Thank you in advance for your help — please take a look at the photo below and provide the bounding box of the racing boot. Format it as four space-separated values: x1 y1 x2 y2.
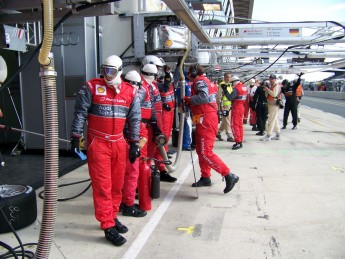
192 177 212 187
122 204 147 217
104 227 127 246
223 173 239 193
114 218 128 233
160 170 177 182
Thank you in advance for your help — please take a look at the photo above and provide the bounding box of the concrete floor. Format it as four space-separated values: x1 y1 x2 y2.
1 105 345 259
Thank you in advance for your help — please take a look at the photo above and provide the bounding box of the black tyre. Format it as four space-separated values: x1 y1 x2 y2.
0 185 37 234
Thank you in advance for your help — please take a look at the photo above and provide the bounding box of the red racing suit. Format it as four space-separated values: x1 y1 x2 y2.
224 82 248 143
244 85 257 126
147 81 162 161
122 77 153 211
71 78 140 230
189 75 230 178
155 81 175 171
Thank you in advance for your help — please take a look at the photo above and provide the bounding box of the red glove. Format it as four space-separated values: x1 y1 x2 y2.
184 96 191 105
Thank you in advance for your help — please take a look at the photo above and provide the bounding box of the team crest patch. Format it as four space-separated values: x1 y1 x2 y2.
96 85 107 95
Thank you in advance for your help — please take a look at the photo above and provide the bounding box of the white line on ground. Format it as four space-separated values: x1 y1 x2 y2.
122 154 198 259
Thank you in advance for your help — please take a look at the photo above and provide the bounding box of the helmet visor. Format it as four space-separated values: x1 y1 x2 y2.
101 65 122 79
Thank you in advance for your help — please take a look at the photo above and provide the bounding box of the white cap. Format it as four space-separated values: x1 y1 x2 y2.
249 78 255 85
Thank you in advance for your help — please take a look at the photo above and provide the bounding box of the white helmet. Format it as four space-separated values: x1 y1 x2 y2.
141 64 157 85
249 78 255 85
141 64 158 76
124 70 142 89
101 55 123 86
231 76 240 83
141 55 165 82
141 55 165 67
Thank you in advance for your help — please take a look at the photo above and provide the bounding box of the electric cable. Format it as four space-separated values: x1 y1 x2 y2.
38 178 91 202
0 197 37 259
246 20 345 82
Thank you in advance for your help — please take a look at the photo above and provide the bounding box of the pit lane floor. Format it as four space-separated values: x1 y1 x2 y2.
1 105 345 259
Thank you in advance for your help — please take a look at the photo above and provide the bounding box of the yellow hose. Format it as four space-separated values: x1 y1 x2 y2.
38 0 54 66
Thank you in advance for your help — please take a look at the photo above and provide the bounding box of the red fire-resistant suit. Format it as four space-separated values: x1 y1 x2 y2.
244 85 257 126
147 82 162 161
224 82 248 143
189 75 230 178
122 78 152 210
71 78 140 230
155 81 175 171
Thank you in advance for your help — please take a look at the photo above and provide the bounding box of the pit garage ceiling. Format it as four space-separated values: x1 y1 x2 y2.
232 0 254 23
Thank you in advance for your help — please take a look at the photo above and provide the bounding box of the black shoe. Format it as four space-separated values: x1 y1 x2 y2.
167 154 173 159
182 147 195 151
104 227 127 246
216 134 223 141
114 218 128 233
227 136 235 142
282 125 286 129
232 142 243 150
292 126 297 130
119 203 124 212
252 126 258 131
223 173 239 193
191 177 211 187
256 131 264 136
298 118 301 123
122 204 147 217
160 170 177 182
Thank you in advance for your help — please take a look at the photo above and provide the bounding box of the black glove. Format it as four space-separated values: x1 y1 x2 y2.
70 136 80 154
163 103 171 111
150 120 162 136
129 142 140 163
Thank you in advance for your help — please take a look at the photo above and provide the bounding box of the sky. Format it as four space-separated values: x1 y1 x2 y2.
251 0 345 81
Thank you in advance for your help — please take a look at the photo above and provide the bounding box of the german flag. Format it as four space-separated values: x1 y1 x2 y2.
289 28 300 36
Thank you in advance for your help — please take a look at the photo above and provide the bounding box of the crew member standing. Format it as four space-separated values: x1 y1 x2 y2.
216 72 234 142
155 64 177 182
222 76 248 150
141 55 176 182
244 79 257 130
184 64 239 193
70 55 141 246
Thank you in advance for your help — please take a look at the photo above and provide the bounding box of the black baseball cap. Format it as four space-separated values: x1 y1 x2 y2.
269 74 276 79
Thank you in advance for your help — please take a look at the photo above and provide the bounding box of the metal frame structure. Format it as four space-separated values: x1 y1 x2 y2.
1 0 344 79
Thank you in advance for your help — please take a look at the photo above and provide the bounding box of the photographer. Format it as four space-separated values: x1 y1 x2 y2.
261 74 281 141
281 73 303 130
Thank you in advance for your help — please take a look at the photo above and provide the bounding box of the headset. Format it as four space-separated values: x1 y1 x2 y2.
189 63 199 78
